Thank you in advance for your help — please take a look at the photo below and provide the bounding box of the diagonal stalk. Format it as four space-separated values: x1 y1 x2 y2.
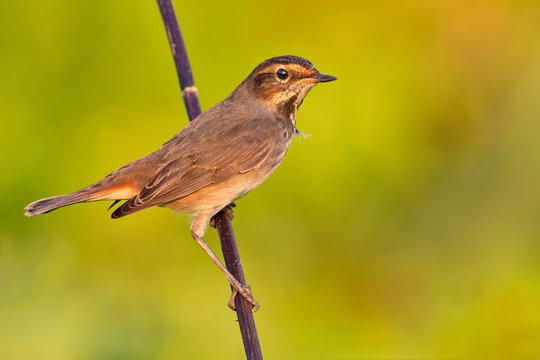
156 1 263 359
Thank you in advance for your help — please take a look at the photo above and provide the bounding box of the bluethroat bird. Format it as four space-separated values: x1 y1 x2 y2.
25 55 337 310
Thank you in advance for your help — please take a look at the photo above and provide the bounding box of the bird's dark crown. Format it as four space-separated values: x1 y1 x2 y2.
251 55 316 74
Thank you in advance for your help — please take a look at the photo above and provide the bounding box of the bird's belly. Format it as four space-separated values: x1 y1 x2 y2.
166 137 290 218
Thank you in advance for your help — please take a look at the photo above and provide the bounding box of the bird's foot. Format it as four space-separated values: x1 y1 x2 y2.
228 283 259 312
222 205 235 220
209 203 236 228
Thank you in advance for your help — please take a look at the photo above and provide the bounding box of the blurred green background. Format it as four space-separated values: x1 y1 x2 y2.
1 0 540 359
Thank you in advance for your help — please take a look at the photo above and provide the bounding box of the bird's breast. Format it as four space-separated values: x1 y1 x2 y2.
264 119 295 169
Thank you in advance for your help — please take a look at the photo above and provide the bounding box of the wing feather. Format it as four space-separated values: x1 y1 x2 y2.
112 110 274 219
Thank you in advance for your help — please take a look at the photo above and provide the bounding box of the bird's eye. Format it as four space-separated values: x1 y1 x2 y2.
276 68 288 80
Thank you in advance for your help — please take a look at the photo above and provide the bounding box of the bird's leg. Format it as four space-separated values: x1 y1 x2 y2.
209 203 236 228
191 232 259 311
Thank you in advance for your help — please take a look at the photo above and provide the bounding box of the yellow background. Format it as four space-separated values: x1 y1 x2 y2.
1 0 540 358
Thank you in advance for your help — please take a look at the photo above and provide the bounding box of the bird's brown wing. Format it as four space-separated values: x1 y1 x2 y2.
111 116 273 219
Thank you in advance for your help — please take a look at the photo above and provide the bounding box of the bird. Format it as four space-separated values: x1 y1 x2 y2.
25 55 337 310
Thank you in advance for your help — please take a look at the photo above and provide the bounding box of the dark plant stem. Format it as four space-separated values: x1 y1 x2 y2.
215 214 263 360
157 0 201 121
157 1 263 359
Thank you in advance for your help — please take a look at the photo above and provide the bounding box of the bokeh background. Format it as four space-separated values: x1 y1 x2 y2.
2 0 540 359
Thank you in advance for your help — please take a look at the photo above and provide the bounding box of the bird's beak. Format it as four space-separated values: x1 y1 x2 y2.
314 72 338 83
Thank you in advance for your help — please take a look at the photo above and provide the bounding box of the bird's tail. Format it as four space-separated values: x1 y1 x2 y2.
24 179 143 217
24 192 92 217
24 168 147 217
24 175 146 217
24 151 161 218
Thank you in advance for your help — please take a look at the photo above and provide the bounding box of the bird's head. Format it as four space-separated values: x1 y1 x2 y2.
235 55 337 119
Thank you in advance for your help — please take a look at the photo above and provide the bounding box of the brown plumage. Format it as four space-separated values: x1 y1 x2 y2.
25 55 336 309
